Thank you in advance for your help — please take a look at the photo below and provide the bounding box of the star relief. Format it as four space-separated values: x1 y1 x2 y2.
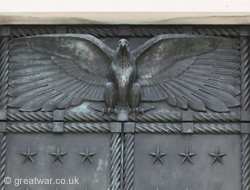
178 147 196 164
20 147 38 163
208 147 226 165
50 146 67 164
79 147 96 164
149 147 167 164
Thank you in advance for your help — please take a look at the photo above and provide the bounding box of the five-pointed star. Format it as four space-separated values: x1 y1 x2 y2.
79 147 96 164
178 147 196 164
208 147 226 165
50 147 67 163
149 147 167 164
20 147 37 163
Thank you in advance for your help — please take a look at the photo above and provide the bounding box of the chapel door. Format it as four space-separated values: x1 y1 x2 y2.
0 25 249 190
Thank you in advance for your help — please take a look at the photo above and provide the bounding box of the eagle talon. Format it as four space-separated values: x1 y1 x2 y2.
101 108 106 116
140 108 144 114
107 107 114 115
135 108 139 115
129 107 142 115
128 108 132 114
102 107 115 115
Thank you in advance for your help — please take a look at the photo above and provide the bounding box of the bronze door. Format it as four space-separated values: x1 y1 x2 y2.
0 25 249 190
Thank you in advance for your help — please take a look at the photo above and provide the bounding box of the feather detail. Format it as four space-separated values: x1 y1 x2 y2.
8 34 112 111
135 35 240 112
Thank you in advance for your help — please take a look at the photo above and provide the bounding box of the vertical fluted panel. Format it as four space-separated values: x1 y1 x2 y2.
0 134 6 190
124 134 134 190
110 134 121 190
0 37 9 110
240 37 250 111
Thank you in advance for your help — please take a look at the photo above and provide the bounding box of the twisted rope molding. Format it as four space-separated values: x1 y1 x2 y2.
135 123 240 134
0 133 6 190
7 112 53 122
6 111 241 122
11 27 56 37
110 134 121 190
240 37 250 190
7 111 115 122
241 134 250 190
193 123 240 134
129 26 183 37
0 37 9 110
124 134 134 190
135 123 182 134
240 37 250 111
9 26 240 38
6 122 110 133
129 112 181 122
7 123 53 133
68 26 183 37
64 112 115 122
5 122 241 134
7 111 181 122
64 123 110 133
193 112 240 122
193 27 239 37
68 27 118 37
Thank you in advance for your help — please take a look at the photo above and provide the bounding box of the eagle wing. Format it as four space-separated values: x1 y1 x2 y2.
133 34 240 112
9 34 114 111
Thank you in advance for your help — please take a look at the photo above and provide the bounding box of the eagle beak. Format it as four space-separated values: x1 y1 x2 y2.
119 39 128 49
120 40 127 48
117 39 130 56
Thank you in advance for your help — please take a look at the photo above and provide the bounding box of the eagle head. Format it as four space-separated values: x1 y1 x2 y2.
114 39 132 67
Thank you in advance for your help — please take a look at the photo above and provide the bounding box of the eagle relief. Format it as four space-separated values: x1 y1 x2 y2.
8 34 240 121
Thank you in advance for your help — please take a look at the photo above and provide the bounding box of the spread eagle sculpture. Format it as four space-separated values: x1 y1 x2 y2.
8 34 240 120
